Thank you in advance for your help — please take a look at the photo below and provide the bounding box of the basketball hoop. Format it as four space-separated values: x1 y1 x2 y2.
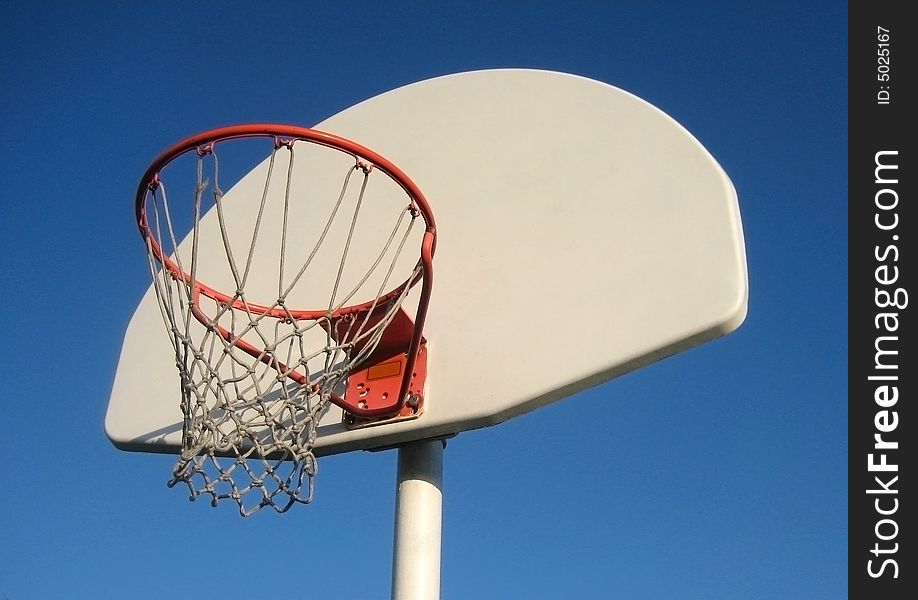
136 124 436 515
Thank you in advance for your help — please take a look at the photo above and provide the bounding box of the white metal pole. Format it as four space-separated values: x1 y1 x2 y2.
391 439 444 600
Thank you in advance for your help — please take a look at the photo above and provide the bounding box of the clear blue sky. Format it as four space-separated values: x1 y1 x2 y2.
1 2 846 598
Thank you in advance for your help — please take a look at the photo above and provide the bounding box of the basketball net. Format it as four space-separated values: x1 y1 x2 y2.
138 129 434 516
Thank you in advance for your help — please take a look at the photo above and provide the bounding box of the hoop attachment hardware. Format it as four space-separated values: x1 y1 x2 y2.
196 142 215 156
343 341 428 428
273 136 296 150
148 174 161 191
321 306 429 424
356 158 374 174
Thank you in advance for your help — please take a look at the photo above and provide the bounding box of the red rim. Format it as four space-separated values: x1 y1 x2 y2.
137 123 436 319
137 124 436 418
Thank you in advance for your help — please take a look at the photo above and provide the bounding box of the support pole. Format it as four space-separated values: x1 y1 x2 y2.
391 439 444 600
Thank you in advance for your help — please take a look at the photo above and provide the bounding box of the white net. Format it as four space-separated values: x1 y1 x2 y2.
141 135 425 516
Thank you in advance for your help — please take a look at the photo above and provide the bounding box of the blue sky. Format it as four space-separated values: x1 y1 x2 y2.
1 2 846 598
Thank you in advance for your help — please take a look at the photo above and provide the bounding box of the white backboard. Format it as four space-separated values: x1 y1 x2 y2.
106 69 747 457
